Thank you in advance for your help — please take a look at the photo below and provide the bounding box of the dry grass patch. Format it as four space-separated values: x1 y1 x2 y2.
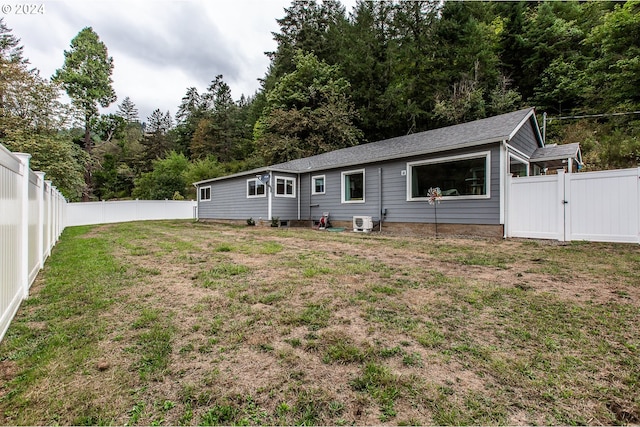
1 220 639 425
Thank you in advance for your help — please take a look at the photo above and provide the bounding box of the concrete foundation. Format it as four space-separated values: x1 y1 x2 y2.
198 218 504 238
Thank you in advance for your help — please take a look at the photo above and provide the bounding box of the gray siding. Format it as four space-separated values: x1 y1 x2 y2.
271 172 299 220
198 175 268 220
301 144 502 225
509 117 541 157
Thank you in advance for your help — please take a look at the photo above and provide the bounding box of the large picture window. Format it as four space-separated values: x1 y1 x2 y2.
247 178 266 198
407 152 490 200
275 176 295 197
342 169 365 203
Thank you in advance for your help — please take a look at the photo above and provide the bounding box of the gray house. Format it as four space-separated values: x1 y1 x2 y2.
194 107 581 237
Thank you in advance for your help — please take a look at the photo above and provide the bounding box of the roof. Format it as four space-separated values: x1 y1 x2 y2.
530 143 581 163
195 107 539 185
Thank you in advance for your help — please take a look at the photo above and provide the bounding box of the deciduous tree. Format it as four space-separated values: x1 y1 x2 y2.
255 51 362 165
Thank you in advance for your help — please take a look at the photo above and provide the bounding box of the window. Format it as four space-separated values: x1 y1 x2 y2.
509 154 529 177
199 186 211 201
312 175 325 195
342 169 365 203
275 176 295 197
407 152 490 201
247 178 265 198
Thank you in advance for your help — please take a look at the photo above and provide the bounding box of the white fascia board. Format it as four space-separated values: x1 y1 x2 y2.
507 108 543 147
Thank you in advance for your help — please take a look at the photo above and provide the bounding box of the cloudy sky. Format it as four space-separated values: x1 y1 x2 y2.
5 0 356 122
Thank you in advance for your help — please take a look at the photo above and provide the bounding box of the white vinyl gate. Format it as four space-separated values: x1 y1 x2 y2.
508 168 640 243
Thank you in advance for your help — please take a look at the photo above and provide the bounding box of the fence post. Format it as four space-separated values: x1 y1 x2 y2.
45 181 53 256
505 173 512 238
556 170 566 242
35 172 46 269
14 153 31 299
637 167 640 245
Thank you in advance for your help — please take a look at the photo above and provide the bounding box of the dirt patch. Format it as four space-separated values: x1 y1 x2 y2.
3 222 639 426
0 360 19 381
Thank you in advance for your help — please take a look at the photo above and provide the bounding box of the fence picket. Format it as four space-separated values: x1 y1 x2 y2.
509 168 640 244
1 143 198 343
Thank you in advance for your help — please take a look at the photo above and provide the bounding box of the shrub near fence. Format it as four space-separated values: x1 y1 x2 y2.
0 144 66 343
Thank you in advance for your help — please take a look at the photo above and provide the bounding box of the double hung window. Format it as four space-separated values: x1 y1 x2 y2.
247 179 266 197
275 176 295 197
199 186 211 201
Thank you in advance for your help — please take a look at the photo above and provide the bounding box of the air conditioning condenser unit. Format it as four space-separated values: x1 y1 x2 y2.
353 216 373 232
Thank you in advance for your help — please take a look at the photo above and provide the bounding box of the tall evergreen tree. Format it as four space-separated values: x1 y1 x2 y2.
142 109 175 164
52 27 116 200
339 0 397 141
265 0 347 91
116 96 139 123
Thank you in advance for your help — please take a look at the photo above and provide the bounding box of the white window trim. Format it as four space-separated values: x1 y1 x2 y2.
508 153 529 177
246 178 266 198
406 151 491 201
274 175 296 198
311 175 326 195
341 168 366 204
199 185 211 202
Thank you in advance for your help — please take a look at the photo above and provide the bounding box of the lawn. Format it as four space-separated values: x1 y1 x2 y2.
0 220 639 425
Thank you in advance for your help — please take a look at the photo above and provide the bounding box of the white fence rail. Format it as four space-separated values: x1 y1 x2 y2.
508 168 640 243
1 143 198 343
66 200 197 227
1 145 66 343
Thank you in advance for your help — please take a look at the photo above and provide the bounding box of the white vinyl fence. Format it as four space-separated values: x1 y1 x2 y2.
1 143 198 343
508 168 640 243
66 199 197 227
1 145 66 343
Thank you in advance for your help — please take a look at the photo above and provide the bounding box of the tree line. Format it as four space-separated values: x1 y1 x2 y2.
1 0 639 201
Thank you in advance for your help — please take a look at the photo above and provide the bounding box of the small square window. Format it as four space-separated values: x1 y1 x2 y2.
199 186 211 201
312 175 325 195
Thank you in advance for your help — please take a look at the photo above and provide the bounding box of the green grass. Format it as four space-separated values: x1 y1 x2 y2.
1 221 639 425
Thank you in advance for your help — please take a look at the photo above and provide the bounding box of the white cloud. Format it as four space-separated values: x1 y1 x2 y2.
4 0 356 121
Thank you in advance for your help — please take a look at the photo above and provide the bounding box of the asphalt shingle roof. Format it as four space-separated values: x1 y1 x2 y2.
270 107 537 173
530 143 581 162
195 107 538 185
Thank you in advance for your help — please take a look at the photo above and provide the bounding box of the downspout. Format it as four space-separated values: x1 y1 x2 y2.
378 168 383 232
267 171 273 221
297 173 301 220
501 140 508 239
192 183 199 221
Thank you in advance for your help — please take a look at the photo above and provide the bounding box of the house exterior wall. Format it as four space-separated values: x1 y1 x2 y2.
271 172 298 220
196 114 543 228
198 174 268 221
299 144 502 225
508 117 540 157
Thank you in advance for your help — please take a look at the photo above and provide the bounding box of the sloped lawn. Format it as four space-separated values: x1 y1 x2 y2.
1 220 639 425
